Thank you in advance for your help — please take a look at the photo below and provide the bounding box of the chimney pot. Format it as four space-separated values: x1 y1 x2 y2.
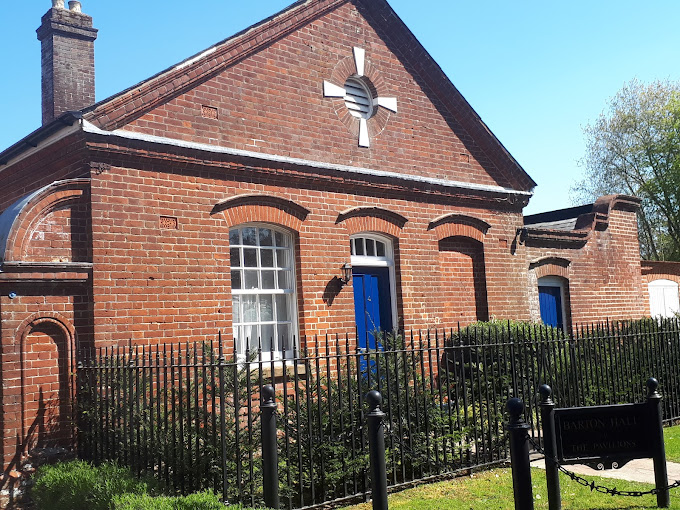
52 0 65 8
68 1 81 12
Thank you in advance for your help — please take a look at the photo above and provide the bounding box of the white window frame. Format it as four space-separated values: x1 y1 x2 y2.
350 233 398 333
648 279 680 318
230 224 298 361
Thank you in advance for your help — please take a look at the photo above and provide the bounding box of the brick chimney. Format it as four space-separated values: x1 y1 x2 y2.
36 0 98 125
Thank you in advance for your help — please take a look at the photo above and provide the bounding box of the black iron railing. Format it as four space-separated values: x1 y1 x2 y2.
76 318 680 508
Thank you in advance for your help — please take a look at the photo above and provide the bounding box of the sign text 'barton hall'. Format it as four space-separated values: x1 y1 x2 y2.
555 402 652 464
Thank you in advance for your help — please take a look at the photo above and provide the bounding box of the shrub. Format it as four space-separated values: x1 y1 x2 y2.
32 460 152 510
78 346 263 503
282 331 467 504
114 490 267 510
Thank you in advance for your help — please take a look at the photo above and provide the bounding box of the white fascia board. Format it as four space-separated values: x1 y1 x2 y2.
0 123 81 174
81 121 533 198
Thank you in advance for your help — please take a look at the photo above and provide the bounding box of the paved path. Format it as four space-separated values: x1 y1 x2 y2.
531 457 680 485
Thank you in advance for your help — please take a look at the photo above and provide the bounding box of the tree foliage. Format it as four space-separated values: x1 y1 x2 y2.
573 79 680 260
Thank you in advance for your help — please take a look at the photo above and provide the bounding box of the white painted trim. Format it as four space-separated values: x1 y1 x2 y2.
375 96 398 113
174 47 217 71
229 223 299 361
80 121 533 198
359 119 370 148
351 256 391 267
353 47 365 77
323 80 346 98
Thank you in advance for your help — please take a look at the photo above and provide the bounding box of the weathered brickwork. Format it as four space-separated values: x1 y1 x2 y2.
97 1 530 191
437 236 488 326
0 291 89 474
526 205 645 327
37 7 97 124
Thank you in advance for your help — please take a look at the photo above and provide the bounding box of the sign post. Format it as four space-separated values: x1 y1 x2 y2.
539 384 561 510
506 397 534 510
648 378 670 508
538 377 669 509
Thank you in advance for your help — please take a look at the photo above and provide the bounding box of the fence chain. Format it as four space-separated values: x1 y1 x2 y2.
527 436 680 497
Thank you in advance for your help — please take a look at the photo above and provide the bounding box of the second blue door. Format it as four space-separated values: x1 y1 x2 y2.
539 285 563 329
353 266 393 350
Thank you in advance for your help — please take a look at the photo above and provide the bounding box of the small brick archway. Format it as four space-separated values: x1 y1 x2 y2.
17 314 76 457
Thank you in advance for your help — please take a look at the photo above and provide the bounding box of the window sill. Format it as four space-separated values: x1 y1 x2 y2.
258 362 307 379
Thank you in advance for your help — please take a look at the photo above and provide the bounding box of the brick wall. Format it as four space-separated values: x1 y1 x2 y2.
0 289 89 472
526 205 645 327
122 1 511 189
87 160 528 348
0 176 92 473
437 236 488 326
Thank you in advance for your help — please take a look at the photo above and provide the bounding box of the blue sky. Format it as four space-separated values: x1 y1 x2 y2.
1 1 679 214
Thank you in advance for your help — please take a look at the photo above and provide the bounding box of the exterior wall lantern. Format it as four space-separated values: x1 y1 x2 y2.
340 263 353 285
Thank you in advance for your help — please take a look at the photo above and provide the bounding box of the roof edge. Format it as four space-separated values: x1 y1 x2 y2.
355 0 536 192
0 111 82 170
82 121 533 200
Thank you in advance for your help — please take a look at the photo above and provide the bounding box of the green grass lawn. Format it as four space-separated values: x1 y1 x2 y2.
339 468 679 509
666 424 680 463
338 424 680 509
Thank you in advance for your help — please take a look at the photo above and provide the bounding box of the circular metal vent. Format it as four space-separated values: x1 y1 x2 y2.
344 77 375 119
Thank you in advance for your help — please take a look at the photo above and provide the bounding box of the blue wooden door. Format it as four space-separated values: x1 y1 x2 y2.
539 286 563 328
353 267 393 350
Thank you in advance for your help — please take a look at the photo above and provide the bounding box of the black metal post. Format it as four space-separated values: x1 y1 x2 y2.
217 352 228 504
539 384 561 510
261 385 280 510
647 377 670 508
366 390 388 510
506 397 534 510
76 360 85 459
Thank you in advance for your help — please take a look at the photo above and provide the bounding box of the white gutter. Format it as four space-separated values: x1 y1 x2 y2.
81 121 533 198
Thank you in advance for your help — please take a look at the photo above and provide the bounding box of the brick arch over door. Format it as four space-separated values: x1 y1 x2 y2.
438 235 489 326
212 194 309 231
17 314 76 457
530 257 571 279
336 207 407 238
1 178 90 264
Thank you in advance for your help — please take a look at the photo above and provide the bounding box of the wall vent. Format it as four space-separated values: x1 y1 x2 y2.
343 77 374 119
201 105 218 119
160 216 178 229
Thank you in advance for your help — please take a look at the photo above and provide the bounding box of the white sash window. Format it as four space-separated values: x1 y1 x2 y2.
230 225 296 359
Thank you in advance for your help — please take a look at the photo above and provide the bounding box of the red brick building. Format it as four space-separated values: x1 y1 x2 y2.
0 0 670 475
